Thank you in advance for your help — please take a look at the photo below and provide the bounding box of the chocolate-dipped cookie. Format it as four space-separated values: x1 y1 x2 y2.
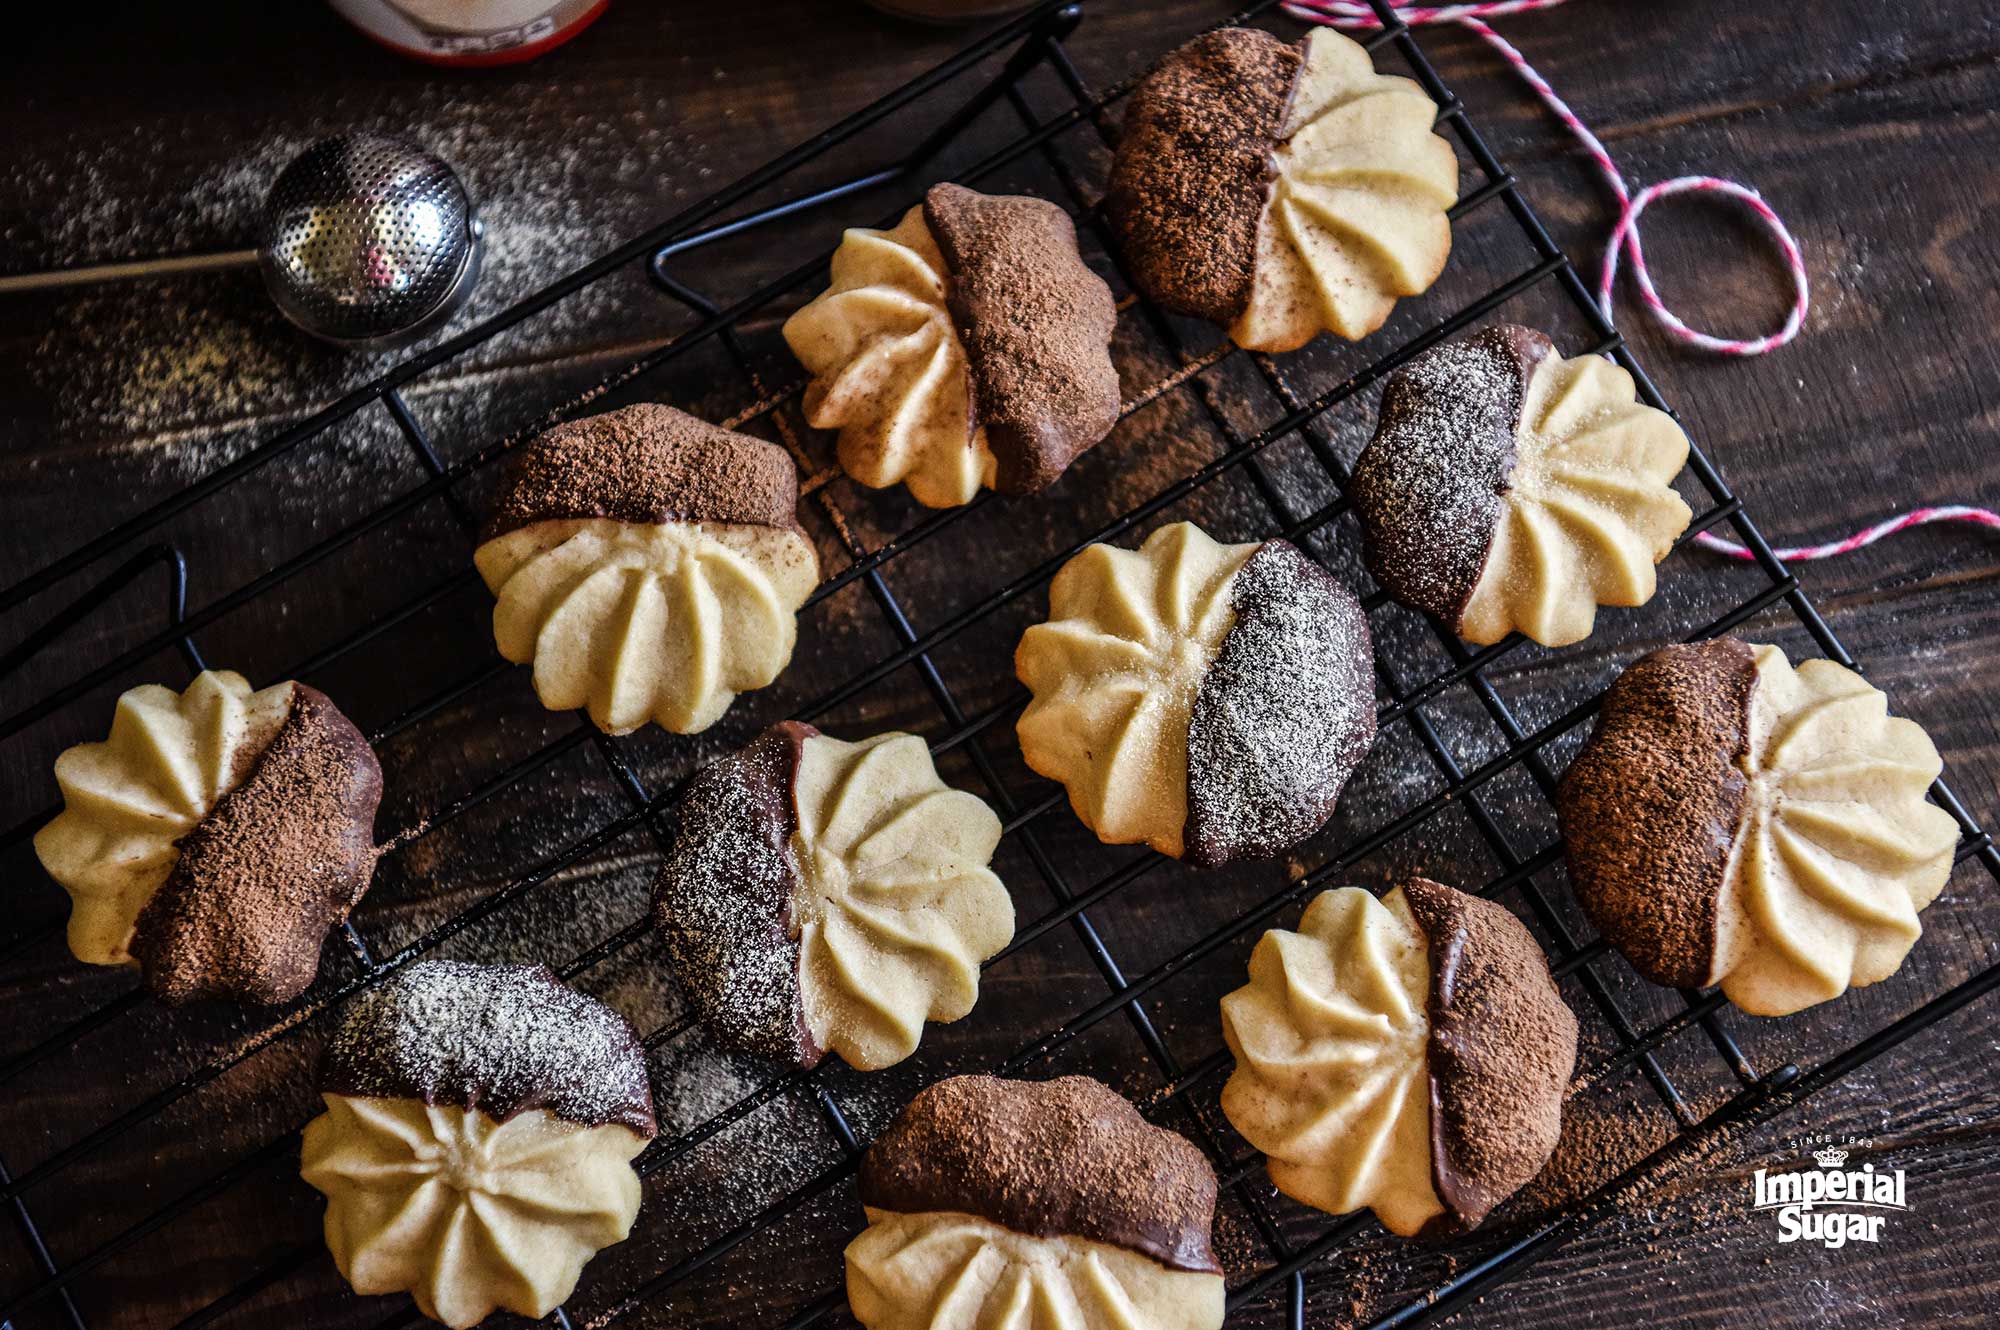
652 723 1013 1072
1015 520 1376 866
1221 878 1577 1237
301 961 656 1329
474 402 819 736
1559 638 1959 1016
783 183 1120 508
34 670 382 1006
1107 27 1457 351
846 1075 1225 1330
1350 324 1692 647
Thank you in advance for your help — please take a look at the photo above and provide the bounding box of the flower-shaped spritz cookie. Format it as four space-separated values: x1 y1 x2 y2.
34 669 381 1005
301 961 657 1328
1560 638 1960 1016
652 722 1014 1070
1221 879 1577 1236
1352 324 1692 647
784 183 1120 507
847 1075 1225 1330
1108 27 1457 351
1015 521 1376 866
474 403 819 735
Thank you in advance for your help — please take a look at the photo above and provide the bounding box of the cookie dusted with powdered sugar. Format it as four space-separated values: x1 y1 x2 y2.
1015 521 1376 867
651 722 1014 1071
301 961 656 1328
1350 324 1692 647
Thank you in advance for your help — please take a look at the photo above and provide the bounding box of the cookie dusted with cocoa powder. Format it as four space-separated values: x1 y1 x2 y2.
1015 521 1376 867
926 184 1122 493
1221 878 1577 1237
302 961 656 1328
1559 638 1959 1016
1107 26 1458 351
474 402 819 736
784 183 1120 508
1351 324 1692 648
34 670 382 1006
846 1075 1225 1330
652 722 1013 1072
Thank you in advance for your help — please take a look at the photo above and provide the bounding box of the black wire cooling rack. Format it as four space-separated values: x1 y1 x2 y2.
4 2 1998 1328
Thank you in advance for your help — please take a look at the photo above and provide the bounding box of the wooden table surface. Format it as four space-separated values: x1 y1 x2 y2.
3 2 1997 1328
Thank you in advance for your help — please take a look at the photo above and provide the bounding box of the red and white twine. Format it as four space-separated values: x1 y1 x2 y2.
1281 0 1997 562
1706 506 2000 563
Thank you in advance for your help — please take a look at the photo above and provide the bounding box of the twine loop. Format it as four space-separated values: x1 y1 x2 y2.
1278 0 1994 562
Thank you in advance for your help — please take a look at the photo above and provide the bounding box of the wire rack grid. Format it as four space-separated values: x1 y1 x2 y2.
2 2 1997 1328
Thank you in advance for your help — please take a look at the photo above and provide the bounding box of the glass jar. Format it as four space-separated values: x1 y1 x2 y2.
329 0 610 66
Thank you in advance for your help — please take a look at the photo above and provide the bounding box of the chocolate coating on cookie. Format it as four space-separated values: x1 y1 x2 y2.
1106 28 1301 325
923 184 1121 494
1400 878 1577 1236
1557 638 1758 989
1185 540 1376 867
321 960 657 1136
131 685 381 1006
651 722 819 1067
1351 325 1555 626
860 1074 1221 1274
482 403 802 543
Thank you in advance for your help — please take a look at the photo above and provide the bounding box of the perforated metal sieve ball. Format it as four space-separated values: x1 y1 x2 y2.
257 133 484 349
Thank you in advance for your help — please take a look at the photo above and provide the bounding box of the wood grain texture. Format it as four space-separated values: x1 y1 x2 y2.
1 2 1996 1329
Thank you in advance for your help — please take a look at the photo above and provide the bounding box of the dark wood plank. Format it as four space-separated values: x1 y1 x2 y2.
1 3 1996 1330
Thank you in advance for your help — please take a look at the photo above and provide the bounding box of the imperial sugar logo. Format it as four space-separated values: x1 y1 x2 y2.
1750 1138 1910 1249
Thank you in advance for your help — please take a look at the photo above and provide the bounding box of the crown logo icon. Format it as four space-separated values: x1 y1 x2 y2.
1814 1146 1850 1169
